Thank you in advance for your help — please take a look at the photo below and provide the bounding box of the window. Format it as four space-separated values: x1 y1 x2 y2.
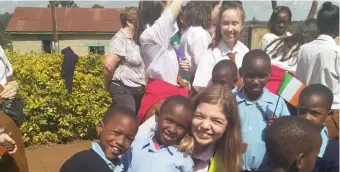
89 46 105 55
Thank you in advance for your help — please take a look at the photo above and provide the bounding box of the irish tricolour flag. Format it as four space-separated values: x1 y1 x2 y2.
277 72 305 107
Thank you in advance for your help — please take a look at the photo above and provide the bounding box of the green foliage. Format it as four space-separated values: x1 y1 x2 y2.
0 12 12 49
6 51 111 146
92 4 104 8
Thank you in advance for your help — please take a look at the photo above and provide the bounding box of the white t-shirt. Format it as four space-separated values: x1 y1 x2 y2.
180 26 212 76
193 40 249 92
0 45 13 87
139 8 179 85
296 34 340 109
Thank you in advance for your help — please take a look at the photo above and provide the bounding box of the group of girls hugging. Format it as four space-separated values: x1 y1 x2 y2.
61 1 339 172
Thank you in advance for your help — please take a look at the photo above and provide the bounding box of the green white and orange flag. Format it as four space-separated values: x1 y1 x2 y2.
277 72 305 107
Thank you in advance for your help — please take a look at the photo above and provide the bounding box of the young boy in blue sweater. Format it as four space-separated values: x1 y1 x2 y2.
60 106 138 172
237 49 290 171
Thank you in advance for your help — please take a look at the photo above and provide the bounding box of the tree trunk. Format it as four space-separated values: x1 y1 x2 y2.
271 0 277 10
307 0 318 19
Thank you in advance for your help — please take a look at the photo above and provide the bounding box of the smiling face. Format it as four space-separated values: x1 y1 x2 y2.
96 113 138 161
220 8 243 47
191 103 228 147
154 103 193 146
241 57 271 101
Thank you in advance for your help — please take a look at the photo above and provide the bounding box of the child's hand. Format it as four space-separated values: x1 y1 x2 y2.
241 142 248 153
266 115 277 126
179 58 190 72
0 133 17 155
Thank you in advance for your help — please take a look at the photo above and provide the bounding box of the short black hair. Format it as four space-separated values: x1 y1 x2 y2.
241 49 271 68
317 1 339 36
265 116 321 169
268 6 292 33
212 59 238 84
299 84 334 111
102 106 137 125
159 95 193 114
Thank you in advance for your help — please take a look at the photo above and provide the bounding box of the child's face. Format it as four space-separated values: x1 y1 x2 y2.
241 58 271 99
274 11 290 35
155 104 193 146
220 8 243 46
96 114 138 161
298 95 329 128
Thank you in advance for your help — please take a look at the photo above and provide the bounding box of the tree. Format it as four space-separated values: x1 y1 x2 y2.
0 12 12 49
92 4 104 8
249 17 260 25
48 1 78 8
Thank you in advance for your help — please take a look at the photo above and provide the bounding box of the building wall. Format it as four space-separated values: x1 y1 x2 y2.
11 33 114 55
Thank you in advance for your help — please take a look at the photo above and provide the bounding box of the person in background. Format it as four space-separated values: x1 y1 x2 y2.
193 2 249 92
60 106 138 172
104 7 145 113
259 6 292 50
135 0 190 124
295 1 339 141
0 45 28 172
263 116 322 172
61 47 78 92
237 49 290 171
180 1 222 77
210 59 238 94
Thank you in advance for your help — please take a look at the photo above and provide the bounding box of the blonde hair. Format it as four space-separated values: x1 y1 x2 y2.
192 84 243 172
120 7 138 28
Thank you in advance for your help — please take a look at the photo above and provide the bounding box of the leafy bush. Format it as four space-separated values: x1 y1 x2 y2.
6 51 111 146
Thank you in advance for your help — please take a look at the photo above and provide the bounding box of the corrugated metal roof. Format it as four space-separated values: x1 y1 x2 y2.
6 7 122 32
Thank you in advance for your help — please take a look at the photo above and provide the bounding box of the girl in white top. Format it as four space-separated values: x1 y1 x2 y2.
180 1 222 76
264 18 318 73
193 2 249 92
0 46 19 99
135 0 190 123
296 2 340 111
259 6 292 51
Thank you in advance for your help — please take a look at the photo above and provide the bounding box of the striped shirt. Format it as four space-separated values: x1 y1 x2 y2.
108 29 145 87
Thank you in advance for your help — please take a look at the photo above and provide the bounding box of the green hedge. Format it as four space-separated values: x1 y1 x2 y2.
6 51 111 146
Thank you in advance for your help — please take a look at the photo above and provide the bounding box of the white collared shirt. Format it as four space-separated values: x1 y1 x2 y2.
193 40 249 92
296 34 340 109
259 32 292 50
139 8 179 85
180 26 212 76
192 144 216 172
0 45 13 87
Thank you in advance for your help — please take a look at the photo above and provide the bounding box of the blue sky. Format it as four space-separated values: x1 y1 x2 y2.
0 0 339 21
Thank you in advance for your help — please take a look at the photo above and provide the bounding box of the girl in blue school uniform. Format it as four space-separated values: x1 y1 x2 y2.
236 49 290 171
125 95 194 172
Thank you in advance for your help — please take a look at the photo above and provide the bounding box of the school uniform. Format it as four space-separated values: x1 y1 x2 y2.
258 126 339 172
180 26 212 76
296 34 340 140
125 132 194 172
236 88 290 171
193 40 249 92
259 32 292 51
138 8 188 124
60 142 125 172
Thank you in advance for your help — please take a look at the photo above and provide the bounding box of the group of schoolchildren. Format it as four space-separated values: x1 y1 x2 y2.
60 1 339 172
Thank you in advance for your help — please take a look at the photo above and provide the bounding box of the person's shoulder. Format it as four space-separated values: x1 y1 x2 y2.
262 33 277 40
236 41 249 52
60 149 101 172
323 138 339 161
